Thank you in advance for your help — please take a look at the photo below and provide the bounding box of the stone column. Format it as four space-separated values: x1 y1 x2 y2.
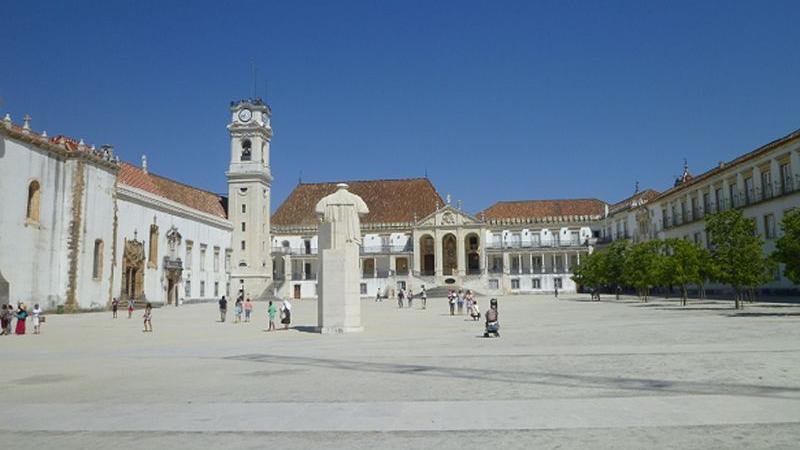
478 230 486 273
517 254 522 274
791 150 800 181
753 165 762 201
541 253 546 273
412 233 421 275
456 231 466 277
389 255 396 276
502 252 510 275
564 252 569 273
434 232 443 277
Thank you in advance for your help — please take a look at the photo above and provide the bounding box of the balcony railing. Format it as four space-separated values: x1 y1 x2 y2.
272 246 318 256
486 236 586 250
360 244 413 254
663 175 799 230
273 243 414 256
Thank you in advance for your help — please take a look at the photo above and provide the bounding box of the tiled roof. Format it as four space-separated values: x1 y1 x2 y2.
480 198 607 221
608 189 660 215
272 178 443 227
655 127 800 201
118 163 228 219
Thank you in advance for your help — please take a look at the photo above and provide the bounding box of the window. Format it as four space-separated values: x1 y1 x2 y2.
241 139 252 161
241 204 246 214
780 162 792 193
200 244 207 271
304 239 312 254
148 224 159 267
213 247 220 272
691 197 698 219
762 170 772 198
554 278 563 289
241 240 246 251
92 239 104 279
728 183 736 208
703 192 711 214
511 279 520 289
214 281 219 297
764 214 776 239
185 241 193 267
200 281 206 297
661 209 668 228
360 283 367 295
680 201 687 223
225 249 232 273
705 230 712 249
532 278 541 289
184 280 191 298
744 177 754 204
693 232 702 245
241 222 246 232
715 187 723 211
26 180 41 223
488 279 499 290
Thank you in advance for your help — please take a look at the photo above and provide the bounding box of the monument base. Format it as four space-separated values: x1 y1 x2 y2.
317 240 363 333
316 326 365 334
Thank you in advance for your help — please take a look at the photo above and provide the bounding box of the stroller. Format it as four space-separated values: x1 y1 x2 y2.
483 298 499 337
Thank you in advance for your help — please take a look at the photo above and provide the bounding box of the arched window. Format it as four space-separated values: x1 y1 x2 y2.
26 180 41 223
92 239 104 279
241 139 252 161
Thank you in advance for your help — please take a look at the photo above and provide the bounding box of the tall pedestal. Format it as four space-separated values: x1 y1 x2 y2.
317 222 363 333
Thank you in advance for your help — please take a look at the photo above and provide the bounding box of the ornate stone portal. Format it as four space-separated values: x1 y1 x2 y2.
121 238 145 301
315 184 369 333
163 226 183 305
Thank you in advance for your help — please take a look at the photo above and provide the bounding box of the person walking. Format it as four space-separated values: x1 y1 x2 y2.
407 290 413 309
554 285 559 299
420 286 427 310
243 297 253 323
111 297 119 319
127 298 135 319
448 291 456 316
31 304 42 335
397 288 405 309
465 291 474 316
280 299 292 330
15 303 28 335
267 300 277 331
0 305 10 335
142 303 152 332
456 290 465 315
218 296 227 322
234 297 243 323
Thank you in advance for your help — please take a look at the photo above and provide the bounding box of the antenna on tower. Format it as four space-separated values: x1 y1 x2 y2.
298 170 303 184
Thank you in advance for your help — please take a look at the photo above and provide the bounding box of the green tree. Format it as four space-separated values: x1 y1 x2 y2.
772 208 800 284
622 241 659 302
706 210 774 309
660 238 709 306
605 240 629 300
571 251 607 300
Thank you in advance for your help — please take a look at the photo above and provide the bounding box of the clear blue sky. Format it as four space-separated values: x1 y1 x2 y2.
2 1 799 213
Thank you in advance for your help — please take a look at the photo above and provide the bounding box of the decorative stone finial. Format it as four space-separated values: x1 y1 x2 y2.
78 138 86 149
634 180 640 193
3 113 11 126
41 130 47 138
142 154 148 174
22 114 31 131
336 183 349 190
446 193 451 204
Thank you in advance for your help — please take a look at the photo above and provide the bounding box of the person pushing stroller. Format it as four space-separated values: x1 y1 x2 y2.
484 298 499 337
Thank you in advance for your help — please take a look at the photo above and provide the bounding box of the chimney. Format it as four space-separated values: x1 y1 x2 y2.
22 114 31 133
142 154 148 174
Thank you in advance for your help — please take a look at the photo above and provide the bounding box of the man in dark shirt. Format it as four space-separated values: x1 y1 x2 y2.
484 298 499 337
218 296 227 322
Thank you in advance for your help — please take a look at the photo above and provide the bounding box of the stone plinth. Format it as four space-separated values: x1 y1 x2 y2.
316 223 363 333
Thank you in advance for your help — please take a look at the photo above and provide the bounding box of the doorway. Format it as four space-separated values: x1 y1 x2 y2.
293 284 301 299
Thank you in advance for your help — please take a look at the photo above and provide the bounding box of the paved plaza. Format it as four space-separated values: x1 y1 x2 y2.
1 294 800 449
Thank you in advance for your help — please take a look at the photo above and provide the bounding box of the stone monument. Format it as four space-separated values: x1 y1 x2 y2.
315 183 369 333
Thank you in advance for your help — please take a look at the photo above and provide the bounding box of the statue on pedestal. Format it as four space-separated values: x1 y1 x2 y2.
315 184 369 333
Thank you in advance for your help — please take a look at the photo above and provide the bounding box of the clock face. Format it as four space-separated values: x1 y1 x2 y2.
238 109 252 122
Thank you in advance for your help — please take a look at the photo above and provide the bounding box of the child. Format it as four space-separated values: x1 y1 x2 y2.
267 300 277 331
470 300 481 321
234 298 243 323
32 303 42 335
142 303 152 332
244 297 253 323
111 297 119 319
127 298 135 319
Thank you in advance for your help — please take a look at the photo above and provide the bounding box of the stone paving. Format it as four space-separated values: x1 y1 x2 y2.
1 294 800 449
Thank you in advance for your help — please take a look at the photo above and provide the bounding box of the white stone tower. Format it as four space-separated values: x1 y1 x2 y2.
226 99 273 300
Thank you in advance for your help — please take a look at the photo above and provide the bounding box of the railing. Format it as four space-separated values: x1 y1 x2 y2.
272 246 318 256
663 175 799 230
291 272 317 280
360 244 413 254
272 244 415 256
486 236 586 250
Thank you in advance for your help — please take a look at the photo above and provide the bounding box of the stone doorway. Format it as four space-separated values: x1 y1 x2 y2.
442 234 457 276
419 235 435 276
121 239 145 301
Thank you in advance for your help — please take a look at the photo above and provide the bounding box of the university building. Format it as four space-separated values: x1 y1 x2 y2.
1 100 798 310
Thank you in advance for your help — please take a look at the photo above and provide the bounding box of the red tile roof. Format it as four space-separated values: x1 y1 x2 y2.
272 178 443 227
118 163 227 219
480 198 606 221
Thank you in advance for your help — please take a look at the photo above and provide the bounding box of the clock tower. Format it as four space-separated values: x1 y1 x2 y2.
226 99 273 300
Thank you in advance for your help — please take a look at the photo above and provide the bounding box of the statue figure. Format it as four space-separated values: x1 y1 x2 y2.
314 183 369 333
314 183 369 248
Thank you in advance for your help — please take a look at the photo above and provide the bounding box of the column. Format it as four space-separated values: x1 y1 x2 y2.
541 253 546 273
479 230 486 274
517 254 522 274
389 255 396 276
502 252 510 275
456 231 466 277
529 254 534 274
753 165 762 201
434 232 443 277
412 233 421 275
791 150 800 183
564 252 569 273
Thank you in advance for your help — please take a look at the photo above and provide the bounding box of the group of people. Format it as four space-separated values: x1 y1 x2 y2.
446 289 480 320
392 287 427 309
1 302 43 336
110 297 152 332
218 294 292 331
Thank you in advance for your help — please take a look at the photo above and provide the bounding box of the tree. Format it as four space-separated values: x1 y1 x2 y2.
571 251 607 300
604 240 629 300
622 241 659 301
660 238 709 306
772 208 800 284
706 210 774 309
